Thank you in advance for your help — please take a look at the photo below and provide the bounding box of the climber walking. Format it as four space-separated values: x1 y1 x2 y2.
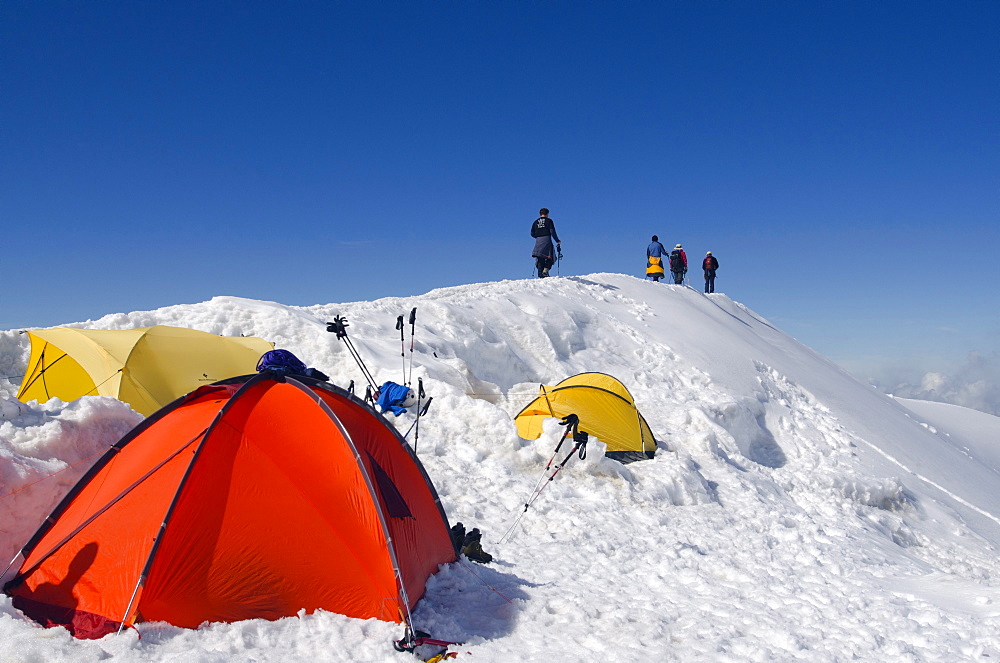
703 251 719 293
530 208 561 278
646 235 667 281
669 244 687 284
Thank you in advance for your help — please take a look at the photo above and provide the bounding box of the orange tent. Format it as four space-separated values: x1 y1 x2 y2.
3 372 456 639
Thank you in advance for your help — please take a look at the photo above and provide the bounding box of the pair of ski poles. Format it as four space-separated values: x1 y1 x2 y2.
395 308 418 386
498 414 588 544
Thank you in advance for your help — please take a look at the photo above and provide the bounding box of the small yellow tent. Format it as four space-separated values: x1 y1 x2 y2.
17 326 274 416
514 372 657 463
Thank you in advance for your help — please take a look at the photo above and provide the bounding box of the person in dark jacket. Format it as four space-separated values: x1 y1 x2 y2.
702 251 719 293
646 235 667 281
530 208 561 278
669 244 687 284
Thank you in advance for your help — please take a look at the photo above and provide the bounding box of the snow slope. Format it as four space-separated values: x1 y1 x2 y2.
892 397 1000 490
1 273 998 661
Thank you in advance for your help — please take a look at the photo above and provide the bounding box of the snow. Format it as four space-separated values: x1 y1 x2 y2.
892 397 1000 480
1 273 998 661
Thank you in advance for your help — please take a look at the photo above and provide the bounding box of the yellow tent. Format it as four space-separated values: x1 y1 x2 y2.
514 372 657 462
17 326 274 416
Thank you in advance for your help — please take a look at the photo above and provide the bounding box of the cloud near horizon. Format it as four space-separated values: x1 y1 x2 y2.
872 351 1000 417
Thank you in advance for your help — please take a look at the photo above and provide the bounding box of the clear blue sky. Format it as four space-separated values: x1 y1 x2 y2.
2 1 997 383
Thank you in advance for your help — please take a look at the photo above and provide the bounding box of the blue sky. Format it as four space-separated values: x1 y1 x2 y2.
2 1 997 386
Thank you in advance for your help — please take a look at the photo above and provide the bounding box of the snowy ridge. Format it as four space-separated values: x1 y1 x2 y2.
1 273 999 661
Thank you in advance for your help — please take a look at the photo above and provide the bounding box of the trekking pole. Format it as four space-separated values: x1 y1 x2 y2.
557 245 563 276
498 414 583 544
499 427 588 544
326 316 379 395
403 393 433 440
514 415 576 504
527 428 588 510
411 378 428 453
407 307 417 385
395 315 405 383
541 413 577 472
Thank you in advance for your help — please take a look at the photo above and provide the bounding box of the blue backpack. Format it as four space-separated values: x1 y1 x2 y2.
256 349 328 381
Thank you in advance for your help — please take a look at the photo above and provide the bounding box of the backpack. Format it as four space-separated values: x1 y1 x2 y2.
670 250 683 271
256 349 329 381
257 349 307 374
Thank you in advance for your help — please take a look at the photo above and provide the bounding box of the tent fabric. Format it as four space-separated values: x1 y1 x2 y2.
514 372 657 461
3 372 456 639
16 326 274 416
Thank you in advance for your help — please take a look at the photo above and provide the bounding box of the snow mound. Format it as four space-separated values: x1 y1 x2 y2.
1 273 998 661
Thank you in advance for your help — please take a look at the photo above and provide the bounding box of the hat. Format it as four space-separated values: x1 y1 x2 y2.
675 244 682 249
706 251 712 255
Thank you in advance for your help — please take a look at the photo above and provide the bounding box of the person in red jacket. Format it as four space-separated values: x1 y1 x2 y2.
702 251 719 293
669 244 687 284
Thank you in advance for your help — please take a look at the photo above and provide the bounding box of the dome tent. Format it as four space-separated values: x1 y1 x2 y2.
514 372 657 463
16 325 274 416
3 371 456 639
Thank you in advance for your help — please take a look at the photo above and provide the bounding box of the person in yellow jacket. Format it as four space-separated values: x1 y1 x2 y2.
646 235 667 281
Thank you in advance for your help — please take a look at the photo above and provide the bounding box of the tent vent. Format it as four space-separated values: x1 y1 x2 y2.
367 452 413 519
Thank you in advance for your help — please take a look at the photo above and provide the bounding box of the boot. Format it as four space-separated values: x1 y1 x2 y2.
463 540 493 563
449 522 466 554
461 528 493 563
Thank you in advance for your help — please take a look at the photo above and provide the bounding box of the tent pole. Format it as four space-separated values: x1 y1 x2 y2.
115 419 220 634
1 553 22 584
117 581 144 634
17 346 69 397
